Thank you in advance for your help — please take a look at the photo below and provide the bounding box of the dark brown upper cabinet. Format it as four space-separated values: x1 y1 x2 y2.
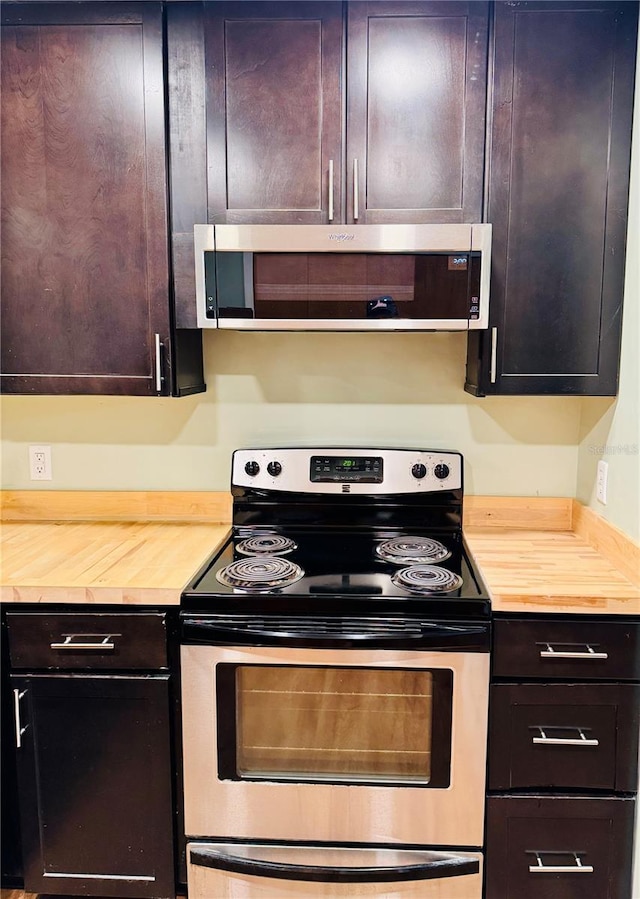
1 3 204 396
168 1 489 311
345 2 489 225
466 1 638 396
206 1 343 226
204 1 488 226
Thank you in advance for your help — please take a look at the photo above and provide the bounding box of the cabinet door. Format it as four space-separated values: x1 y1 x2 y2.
466 1 638 396
485 795 635 899
204 2 343 224
11 674 174 899
1 616 22 882
1 3 171 395
346 2 488 224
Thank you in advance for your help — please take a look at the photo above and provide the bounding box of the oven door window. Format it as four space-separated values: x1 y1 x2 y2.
216 665 452 787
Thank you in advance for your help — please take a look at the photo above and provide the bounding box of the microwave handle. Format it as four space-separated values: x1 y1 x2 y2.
189 846 479 883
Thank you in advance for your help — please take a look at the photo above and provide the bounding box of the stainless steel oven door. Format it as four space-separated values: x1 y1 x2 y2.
187 842 484 899
181 644 489 846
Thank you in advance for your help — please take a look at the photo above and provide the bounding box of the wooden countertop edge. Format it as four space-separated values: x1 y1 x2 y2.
489 594 640 614
0 585 182 605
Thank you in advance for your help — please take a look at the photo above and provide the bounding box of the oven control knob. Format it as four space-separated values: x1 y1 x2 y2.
267 461 282 477
411 463 427 479
244 461 260 477
434 463 450 480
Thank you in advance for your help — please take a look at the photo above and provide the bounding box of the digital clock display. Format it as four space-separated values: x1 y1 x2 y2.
310 455 384 483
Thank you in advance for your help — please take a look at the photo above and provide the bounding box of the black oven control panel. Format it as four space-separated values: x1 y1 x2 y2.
310 455 383 483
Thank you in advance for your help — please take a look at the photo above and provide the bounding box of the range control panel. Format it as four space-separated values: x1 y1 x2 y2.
232 448 463 494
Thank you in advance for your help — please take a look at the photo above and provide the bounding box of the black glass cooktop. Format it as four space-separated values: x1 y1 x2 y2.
182 527 490 619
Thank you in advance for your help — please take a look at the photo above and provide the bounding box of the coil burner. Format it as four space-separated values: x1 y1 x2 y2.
376 536 451 565
236 534 297 556
216 556 304 591
391 565 463 594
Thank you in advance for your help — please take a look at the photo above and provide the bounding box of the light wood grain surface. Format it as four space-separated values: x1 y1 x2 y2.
0 520 229 605
1 490 232 522
1 492 638 614
466 527 639 615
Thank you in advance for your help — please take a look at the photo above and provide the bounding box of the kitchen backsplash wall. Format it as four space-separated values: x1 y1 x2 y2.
0 329 583 497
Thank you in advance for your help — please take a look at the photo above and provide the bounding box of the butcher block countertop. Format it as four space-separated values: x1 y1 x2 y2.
1 491 638 614
0 492 231 606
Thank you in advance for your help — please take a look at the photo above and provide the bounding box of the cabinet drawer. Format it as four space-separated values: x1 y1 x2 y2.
7 613 168 670
485 795 635 899
489 683 640 791
492 618 640 680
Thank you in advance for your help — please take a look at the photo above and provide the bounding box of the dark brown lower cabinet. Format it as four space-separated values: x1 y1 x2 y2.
489 682 640 792
1 617 21 884
485 795 635 899
11 674 175 899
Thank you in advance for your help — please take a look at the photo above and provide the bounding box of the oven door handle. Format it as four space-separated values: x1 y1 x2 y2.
189 845 480 883
181 618 489 649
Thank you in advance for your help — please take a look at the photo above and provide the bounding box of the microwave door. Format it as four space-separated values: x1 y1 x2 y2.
194 223 491 330
214 251 477 330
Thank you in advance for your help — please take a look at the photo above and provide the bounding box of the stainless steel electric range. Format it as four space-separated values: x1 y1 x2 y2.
180 447 490 899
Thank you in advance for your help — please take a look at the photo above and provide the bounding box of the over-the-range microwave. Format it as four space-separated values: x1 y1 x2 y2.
194 223 491 331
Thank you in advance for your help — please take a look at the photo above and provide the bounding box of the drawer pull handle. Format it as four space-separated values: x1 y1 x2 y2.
50 635 116 651
532 726 599 747
527 852 593 874
539 643 608 660
13 689 28 749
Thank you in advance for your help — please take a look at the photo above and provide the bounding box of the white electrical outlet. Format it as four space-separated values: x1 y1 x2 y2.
29 445 52 481
596 459 608 504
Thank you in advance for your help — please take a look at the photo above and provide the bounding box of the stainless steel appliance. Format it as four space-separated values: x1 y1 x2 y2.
194 224 491 330
180 447 490 898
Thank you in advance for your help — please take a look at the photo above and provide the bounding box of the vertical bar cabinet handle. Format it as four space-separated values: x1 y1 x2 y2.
155 333 162 393
328 159 334 222
13 688 27 749
353 158 359 221
490 327 498 383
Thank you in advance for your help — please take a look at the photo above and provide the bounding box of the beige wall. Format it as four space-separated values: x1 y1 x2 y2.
576 44 640 544
0 330 583 496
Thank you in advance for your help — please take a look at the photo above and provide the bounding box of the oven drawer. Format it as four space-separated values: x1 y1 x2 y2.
488 683 640 791
492 618 640 680
187 843 483 899
485 795 635 899
7 612 168 670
